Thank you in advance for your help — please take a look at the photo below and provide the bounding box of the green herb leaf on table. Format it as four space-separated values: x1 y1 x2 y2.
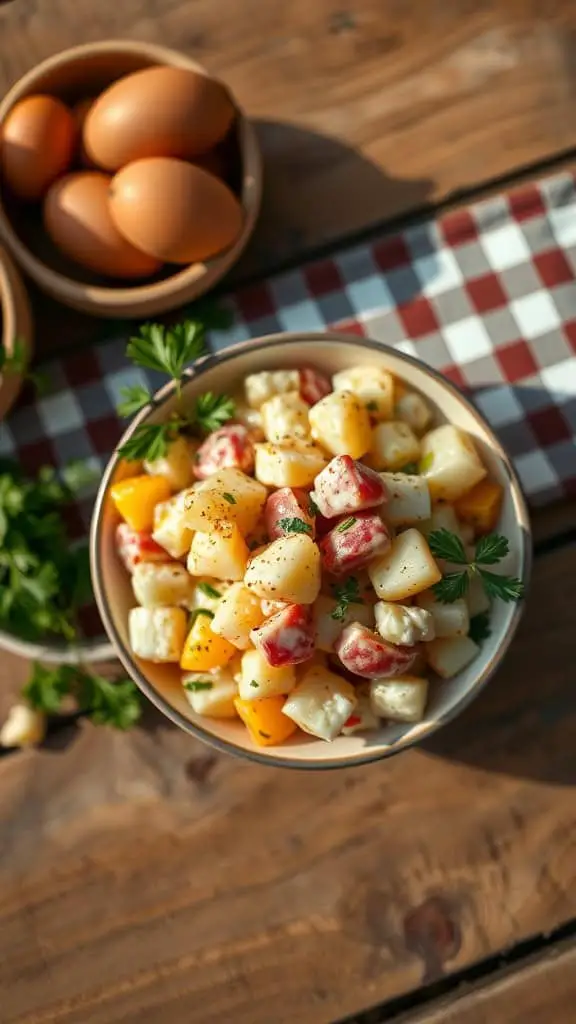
331 576 363 620
117 384 153 418
428 528 468 565
468 612 492 644
194 392 235 434
277 517 312 536
24 663 142 730
197 582 221 599
23 663 71 714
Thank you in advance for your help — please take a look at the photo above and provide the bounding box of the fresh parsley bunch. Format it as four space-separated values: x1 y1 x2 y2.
24 663 141 731
117 311 236 462
429 529 524 604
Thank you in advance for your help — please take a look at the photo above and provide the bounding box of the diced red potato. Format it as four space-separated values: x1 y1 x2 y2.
312 455 388 519
319 511 390 576
299 367 332 405
193 423 255 480
250 603 315 667
116 522 168 574
264 487 316 540
335 621 417 679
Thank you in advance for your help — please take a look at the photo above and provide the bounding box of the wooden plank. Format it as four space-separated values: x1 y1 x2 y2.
1 1 576 353
401 939 576 1024
1 542 575 1024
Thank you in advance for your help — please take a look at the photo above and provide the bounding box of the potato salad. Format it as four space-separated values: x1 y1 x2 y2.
111 362 508 748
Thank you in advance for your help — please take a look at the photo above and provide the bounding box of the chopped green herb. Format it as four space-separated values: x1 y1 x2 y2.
184 679 214 692
468 612 492 644
189 608 215 625
399 461 419 475
277 517 312 535
197 582 221 599
250 680 259 689
222 492 237 504
419 452 434 473
336 517 356 533
331 576 363 620
308 495 319 517
366 400 379 412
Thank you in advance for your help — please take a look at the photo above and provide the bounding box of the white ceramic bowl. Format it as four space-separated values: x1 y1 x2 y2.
90 332 531 767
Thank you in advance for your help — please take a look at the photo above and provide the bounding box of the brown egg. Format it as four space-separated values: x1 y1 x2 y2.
109 157 243 264
0 94 75 200
84 66 235 172
43 171 162 279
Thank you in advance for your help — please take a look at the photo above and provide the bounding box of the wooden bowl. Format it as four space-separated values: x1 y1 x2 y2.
90 333 531 768
0 41 262 318
0 243 32 419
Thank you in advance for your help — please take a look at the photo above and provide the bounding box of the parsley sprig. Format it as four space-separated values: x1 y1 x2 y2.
429 529 524 604
117 316 235 462
24 663 141 730
277 517 312 536
331 576 363 620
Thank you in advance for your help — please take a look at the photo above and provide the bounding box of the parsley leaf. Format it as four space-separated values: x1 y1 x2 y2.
197 582 221 599
475 533 509 565
433 571 469 603
194 392 235 434
117 384 152 418
331 576 363 620
118 421 181 462
478 569 524 603
277 517 312 535
428 528 468 565
127 320 206 381
24 663 142 729
222 492 236 504
468 612 492 644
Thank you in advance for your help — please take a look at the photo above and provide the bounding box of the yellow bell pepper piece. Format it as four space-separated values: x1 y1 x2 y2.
455 479 503 536
234 695 298 747
110 474 172 532
180 611 236 672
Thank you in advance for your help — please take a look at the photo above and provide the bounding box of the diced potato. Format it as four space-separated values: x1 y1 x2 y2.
309 390 372 459
426 635 480 678
420 425 487 501
260 391 311 443
238 648 296 700
182 490 235 531
332 365 394 421
395 391 433 433
110 474 172 532
180 611 236 671
144 435 195 491
152 487 196 558
129 606 187 662
233 400 264 436
235 695 298 746
0 704 46 748
254 440 328 488
281 664 357 741
211 582 265 649
368 528 442 601
380 472 431 526
132 561 195 608
340 688 380 735
374 602 435 645
187 523 249 582
455 479 503 536
189 578 228 614
467 576 491 617
313 594 374 652
245 369 300 409
420 503 464 542
370 676 429 722
183 671 238 718
244 534 321 604
195 467 267 535
368 421 421 471
415 591 470 637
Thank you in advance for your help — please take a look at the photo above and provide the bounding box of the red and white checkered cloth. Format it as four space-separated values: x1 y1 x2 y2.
2 170 575 532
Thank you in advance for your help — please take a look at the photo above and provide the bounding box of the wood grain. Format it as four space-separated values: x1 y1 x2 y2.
1 541 575 1023
0 1 576 351
402 939 576 1024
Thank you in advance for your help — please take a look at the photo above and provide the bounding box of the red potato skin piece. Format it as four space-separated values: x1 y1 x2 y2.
116 523 168 573
319 511 390 575
335 622 417 679
193 422 255 480
312 455 388 518
264 487 316 540
250 604 315 667
299 367 332 405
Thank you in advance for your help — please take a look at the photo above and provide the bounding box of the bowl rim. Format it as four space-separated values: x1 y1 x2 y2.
0 39 262 313
90 330 532 768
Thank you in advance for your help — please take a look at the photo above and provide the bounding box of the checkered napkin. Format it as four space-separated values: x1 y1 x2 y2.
2 170 576 530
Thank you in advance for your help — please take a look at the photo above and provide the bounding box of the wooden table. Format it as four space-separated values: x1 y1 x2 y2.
1 2 576 1021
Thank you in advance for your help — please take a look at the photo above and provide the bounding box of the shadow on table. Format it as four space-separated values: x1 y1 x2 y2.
243 119 436 283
